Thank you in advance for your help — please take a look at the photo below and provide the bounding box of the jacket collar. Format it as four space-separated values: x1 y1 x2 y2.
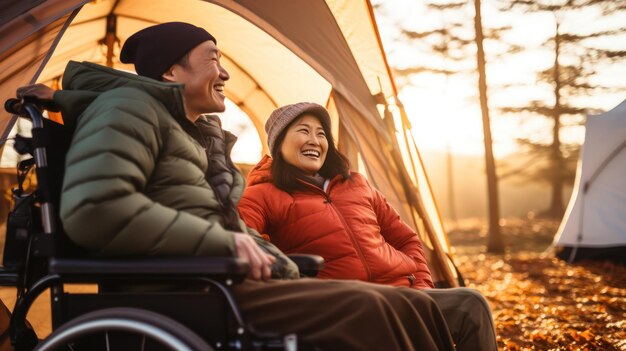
246 155 341 193
59 61 186 124
246 154 273 186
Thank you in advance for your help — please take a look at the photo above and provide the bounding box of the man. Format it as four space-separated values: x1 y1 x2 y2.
18 22 455 351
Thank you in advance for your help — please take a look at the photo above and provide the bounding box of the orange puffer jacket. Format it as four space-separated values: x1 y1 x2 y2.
238 155 434 289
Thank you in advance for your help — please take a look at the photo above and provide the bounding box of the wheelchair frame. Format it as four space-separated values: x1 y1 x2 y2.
1 98 321 351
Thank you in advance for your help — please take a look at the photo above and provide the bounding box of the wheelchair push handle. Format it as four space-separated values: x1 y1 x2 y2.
5 97 57 235
5 96 60 117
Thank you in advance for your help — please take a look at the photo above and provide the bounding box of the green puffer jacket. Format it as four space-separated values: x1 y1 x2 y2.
55 61 298 278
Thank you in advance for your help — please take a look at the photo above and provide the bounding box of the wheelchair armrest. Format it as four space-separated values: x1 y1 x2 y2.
287 254 324 277
49 257 249 283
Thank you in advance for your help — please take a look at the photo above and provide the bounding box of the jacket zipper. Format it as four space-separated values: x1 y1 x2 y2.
328 200 372 281
188 122 239 230
306 180 373 281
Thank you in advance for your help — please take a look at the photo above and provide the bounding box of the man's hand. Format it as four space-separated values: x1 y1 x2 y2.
234 233 276 281
16 84 56 100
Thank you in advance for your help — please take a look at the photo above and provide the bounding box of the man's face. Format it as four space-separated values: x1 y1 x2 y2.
164 40 230 119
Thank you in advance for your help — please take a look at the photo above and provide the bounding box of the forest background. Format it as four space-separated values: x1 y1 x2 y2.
372 0 625 226
371 1 625 349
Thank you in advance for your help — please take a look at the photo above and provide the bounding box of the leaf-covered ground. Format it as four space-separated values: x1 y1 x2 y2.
448 218 626 351
1 219 624 350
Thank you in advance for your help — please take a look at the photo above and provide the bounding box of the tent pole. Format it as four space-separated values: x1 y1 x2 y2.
101 14 118 68
0 8 80 146
366 1 400 97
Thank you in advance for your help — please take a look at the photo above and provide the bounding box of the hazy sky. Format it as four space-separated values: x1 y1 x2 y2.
372 0 625 157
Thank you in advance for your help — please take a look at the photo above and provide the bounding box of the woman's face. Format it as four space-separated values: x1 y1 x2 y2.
279 114 329 176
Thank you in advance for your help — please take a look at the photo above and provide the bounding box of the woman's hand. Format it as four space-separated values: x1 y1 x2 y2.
234 233 276 281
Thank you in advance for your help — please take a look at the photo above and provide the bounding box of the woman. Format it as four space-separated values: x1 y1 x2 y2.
240 102 433 289
239 102 498 351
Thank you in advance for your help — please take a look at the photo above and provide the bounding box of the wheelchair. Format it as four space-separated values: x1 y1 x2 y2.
0 97 324 351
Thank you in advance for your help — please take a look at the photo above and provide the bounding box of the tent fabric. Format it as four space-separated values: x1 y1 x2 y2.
554 100 626 252
213 0 384 131
0 0 457 286
0 12 79 143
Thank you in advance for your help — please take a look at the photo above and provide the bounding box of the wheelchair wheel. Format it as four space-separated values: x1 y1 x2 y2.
34 307 213 351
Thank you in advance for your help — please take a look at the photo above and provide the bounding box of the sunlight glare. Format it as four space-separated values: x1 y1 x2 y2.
218 99 263 165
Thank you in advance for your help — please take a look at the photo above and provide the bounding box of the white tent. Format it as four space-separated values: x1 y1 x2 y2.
0 0 460 285
553 99 626 263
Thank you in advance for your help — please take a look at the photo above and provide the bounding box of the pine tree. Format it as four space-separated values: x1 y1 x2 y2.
500 0 626 217
391 1 514 252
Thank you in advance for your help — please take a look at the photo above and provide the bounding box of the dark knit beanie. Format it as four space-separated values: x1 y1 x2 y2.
120 22 216 80
265 102 331 157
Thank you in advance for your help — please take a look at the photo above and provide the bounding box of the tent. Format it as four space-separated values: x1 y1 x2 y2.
0 0 460 286
553 99 626 264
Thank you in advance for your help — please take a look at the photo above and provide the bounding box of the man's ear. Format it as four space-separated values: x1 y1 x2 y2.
161 66 177 82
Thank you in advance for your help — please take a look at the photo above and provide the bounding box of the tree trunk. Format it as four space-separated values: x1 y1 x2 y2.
446 144 458 227
546 22 565 218
474 0 504 253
